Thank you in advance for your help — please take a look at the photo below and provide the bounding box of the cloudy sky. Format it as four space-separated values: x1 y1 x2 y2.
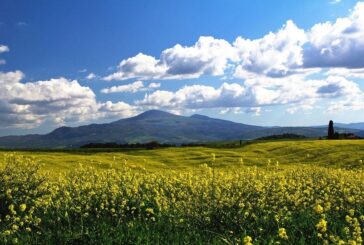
1 0 364 136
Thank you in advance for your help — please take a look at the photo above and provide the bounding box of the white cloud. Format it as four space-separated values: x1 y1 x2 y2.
104 36 236 81
101 81 144 94
234 20 307 78
101 81 161 94
304 2 364 68
330 0 341 4
0 45 9 53
103 2 364 82
136 74 362 114
325 68 364 79
86 72 97 80
327 95 364 112
148 82 161 89
161 36 236 77
104 53 167 81
0 71 137 128
97 101 137 119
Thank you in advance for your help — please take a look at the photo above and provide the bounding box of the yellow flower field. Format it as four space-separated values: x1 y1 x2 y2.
0 141 363 244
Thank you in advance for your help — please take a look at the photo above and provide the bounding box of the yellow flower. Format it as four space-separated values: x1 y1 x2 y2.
12 224 19 231
314 204 324 214
211 153 216 162
278 228 288 240
20 203 27 212
316 219 327 233
243 235 253 245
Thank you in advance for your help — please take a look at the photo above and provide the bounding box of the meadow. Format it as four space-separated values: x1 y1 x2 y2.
0 140 363 244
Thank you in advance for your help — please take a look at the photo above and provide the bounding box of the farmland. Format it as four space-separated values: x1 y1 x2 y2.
0 140 363 244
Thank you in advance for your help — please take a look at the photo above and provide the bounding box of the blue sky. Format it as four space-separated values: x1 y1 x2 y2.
0 0 364 135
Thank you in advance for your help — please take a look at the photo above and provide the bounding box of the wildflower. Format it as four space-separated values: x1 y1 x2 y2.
314 204 324 214
211 153 216 162
243 235 253 245
316 219 327 233
20 203 27 212
278 228 288 240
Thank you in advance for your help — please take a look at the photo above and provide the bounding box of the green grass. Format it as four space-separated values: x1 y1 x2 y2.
1 140 363 174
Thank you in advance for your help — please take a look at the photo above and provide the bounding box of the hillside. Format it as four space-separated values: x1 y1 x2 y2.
0 110 360 148
334 122 364 130
1 140 364 172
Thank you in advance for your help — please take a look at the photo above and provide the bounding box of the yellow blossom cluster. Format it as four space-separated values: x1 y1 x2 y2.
0 154 363 244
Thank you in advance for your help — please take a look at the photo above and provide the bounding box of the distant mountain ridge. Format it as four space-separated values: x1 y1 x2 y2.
314 122 364 130
0 110 361 149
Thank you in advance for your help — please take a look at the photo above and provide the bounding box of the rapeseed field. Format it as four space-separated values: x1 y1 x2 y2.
0 141 363 244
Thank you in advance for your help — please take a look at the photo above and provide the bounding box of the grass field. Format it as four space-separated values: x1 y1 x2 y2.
0 140 363 244
1 139 363 173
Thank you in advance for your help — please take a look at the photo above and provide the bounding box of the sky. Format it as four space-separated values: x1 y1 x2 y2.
1 0 364 136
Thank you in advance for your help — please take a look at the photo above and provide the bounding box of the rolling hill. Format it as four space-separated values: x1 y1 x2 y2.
0 110 360 148
335 122 364 130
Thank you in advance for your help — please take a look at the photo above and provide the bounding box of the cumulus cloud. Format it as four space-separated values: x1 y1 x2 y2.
101 81 161 94
0 71 137 128
104 36 236 81
104 53 167 81
304 2 364 68
104 2 364 82
327 95 364 113
135 73 363 114
101 81 144 94
3 2 364 128
234 20 307 78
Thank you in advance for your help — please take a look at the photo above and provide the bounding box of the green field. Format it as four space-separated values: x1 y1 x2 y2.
1 140 364 173
0 140 363 244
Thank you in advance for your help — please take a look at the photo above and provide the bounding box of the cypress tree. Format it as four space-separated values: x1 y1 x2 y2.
328 120 335 139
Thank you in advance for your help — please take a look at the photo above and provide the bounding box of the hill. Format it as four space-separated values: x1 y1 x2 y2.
0 110 360 148
335 122 364 130
356 130 364 137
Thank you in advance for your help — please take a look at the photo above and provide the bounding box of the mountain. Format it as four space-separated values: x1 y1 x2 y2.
334 123 364 130
356 131 364 137
0 110 360 148
314 122 364 130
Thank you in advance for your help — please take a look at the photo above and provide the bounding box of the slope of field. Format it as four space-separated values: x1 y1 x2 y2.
1 140 363 173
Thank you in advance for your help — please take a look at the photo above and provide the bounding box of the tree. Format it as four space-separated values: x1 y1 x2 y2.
328 120 335 139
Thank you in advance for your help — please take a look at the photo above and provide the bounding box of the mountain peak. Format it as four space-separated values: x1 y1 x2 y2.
132 110 177 120
190 114 211 120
